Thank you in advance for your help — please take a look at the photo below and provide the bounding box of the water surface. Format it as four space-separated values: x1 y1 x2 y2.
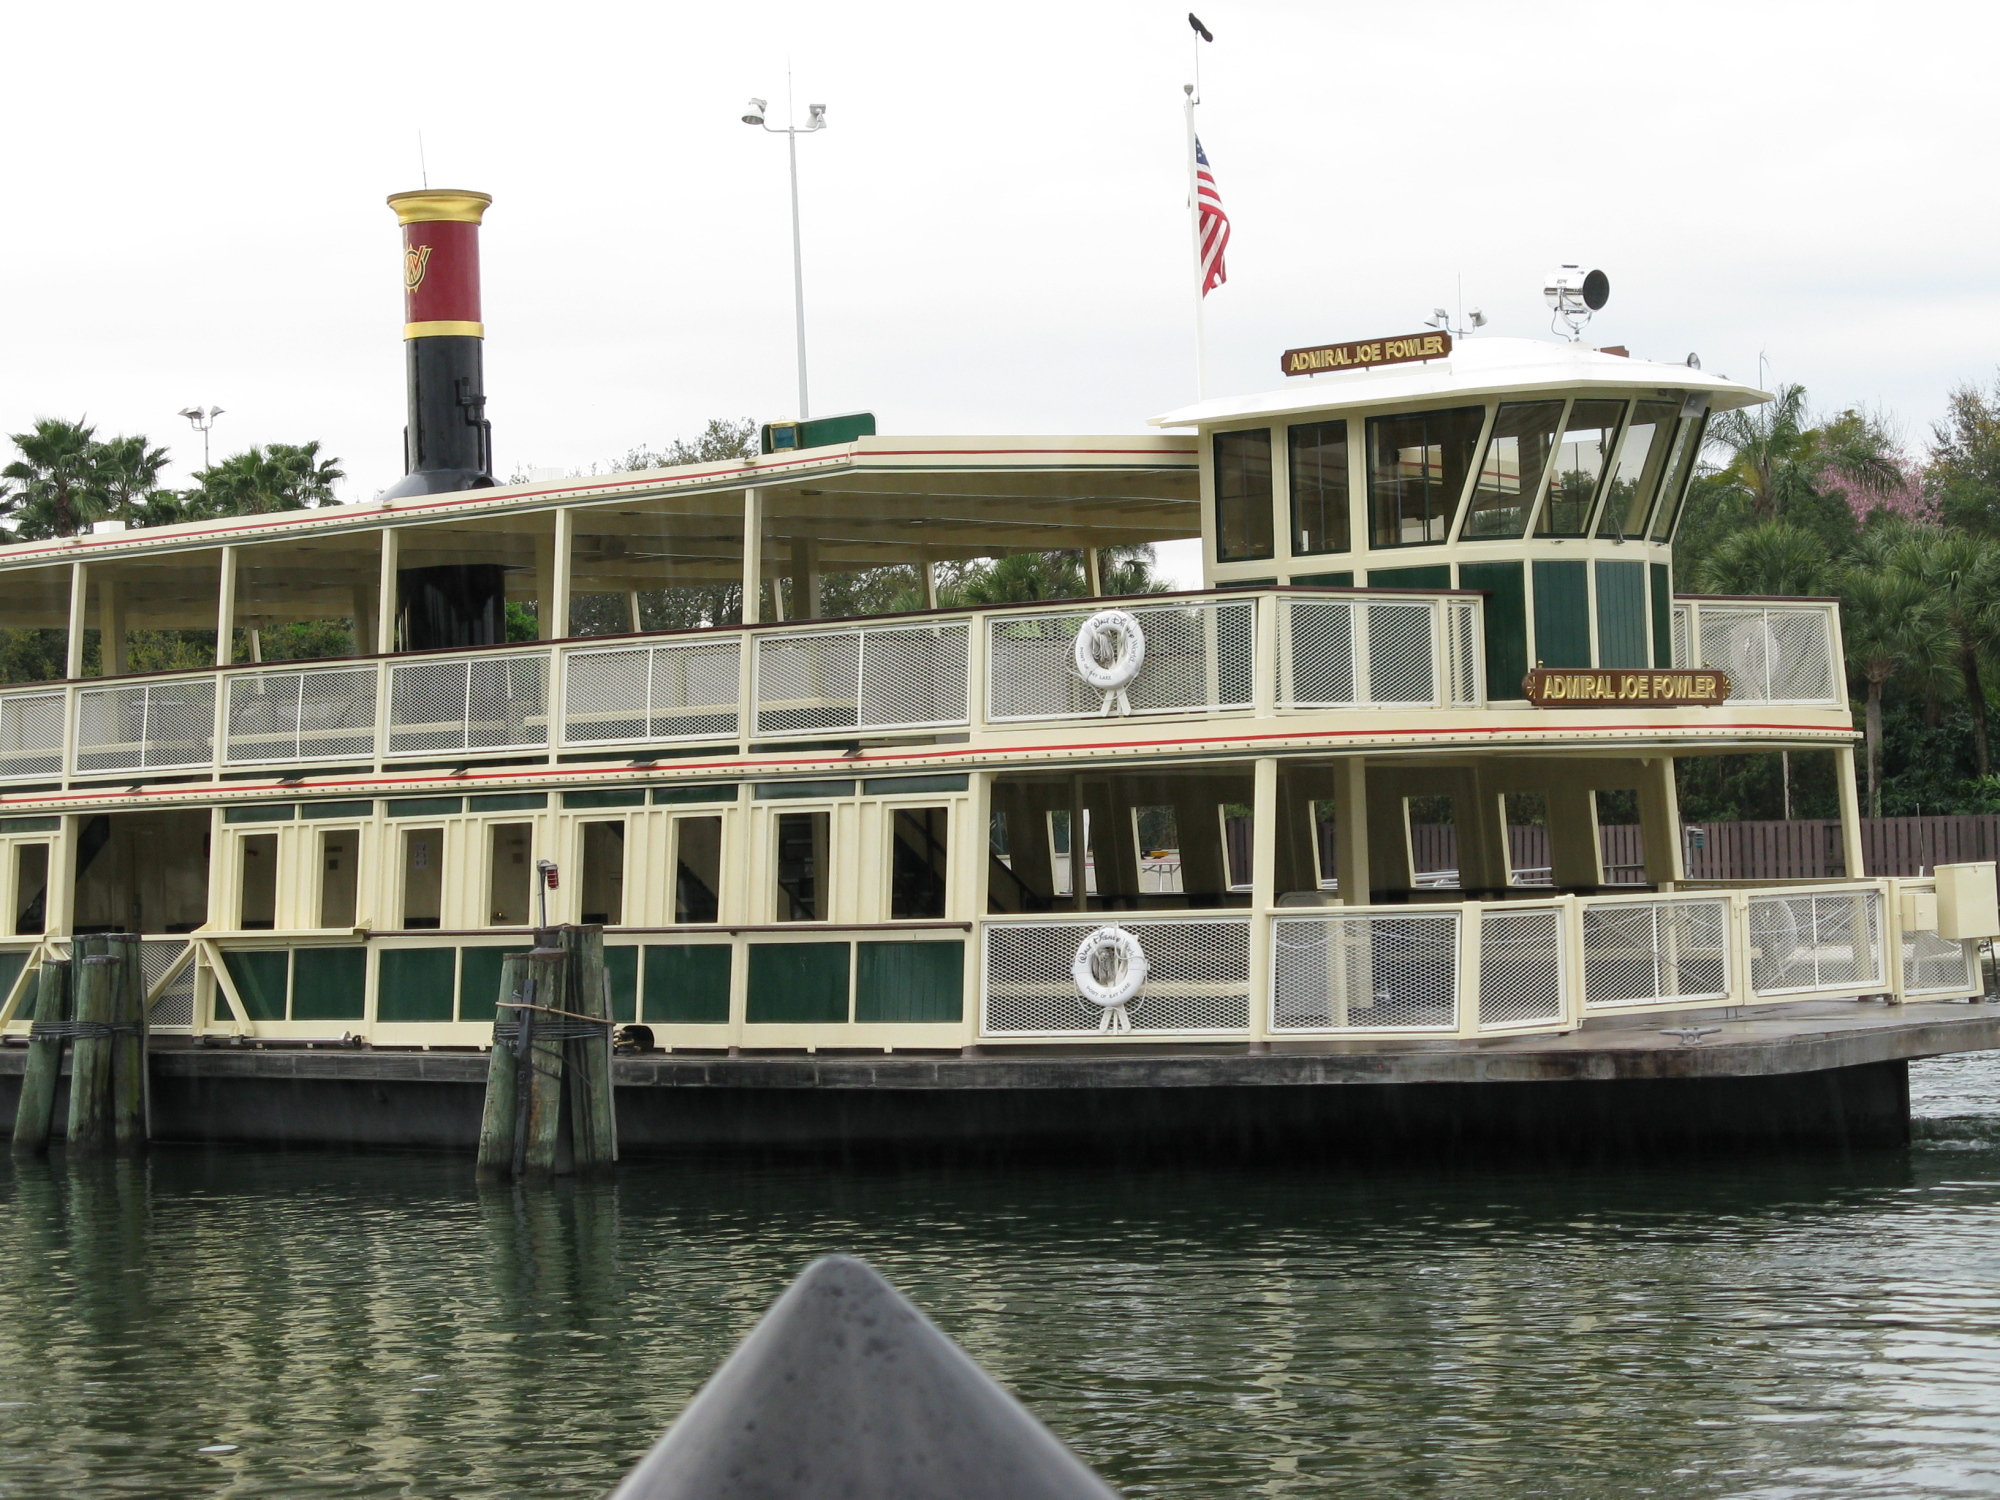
2 1059 1999 1498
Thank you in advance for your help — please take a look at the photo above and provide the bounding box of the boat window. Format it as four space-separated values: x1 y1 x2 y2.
1536 400 1625 536
1461 402 1562 539
775 811 831 921
318 829 359 929
1213 429 1274 562
239 834 277 930
1220 804 1254 892
889 807 950 920
13 845 47 935
1596 401 1681 539
1287 421 1349 556
486 822 533 926
401 827 444 929
1367 407 1483 547
1133 805 1181 896
674 817 722 924
1650 411 1709 542
579 821 626 926
1048 809 1096 898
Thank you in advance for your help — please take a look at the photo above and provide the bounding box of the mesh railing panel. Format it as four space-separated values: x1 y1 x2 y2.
985 600 1254 721
387 653 548 756
857 624 970 730
563 638 742 745
1279 600 1356 706
1581 898 1731 1009
1448 599 1480 706
76 679 216 772
143 940 194 1028
981 917 1250 1034
1748 889 1885 995
1479 907 1565 1027
0 692 66 780
1697 606 1839 705
1271 911 1459 1031
1364 603 1437 704
756 631 861 734
1671 604 1691 669
1903 926 1980 997
225 667 377 764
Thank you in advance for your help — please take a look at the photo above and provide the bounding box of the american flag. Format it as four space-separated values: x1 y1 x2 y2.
1195 137 1230 296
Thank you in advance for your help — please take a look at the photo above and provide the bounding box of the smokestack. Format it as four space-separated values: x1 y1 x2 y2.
383 189 495 499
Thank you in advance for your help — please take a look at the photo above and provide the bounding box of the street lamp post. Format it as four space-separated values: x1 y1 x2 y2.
741 94 827 421
177 405 224 470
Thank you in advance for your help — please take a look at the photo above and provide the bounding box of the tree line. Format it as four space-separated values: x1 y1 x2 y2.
1676 376 2000 822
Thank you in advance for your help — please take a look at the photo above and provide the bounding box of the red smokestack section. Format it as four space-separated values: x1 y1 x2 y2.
383 189 494 499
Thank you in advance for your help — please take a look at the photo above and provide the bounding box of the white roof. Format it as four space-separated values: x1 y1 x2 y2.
1147 336 1769 429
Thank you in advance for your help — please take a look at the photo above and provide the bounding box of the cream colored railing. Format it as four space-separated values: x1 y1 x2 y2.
1671 597 1845 708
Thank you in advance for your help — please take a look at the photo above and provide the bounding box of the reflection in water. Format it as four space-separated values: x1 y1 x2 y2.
2 1083 2000 1497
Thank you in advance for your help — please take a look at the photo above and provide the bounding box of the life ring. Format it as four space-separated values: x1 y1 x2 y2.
1071 925 1149 1032
1073 609 1146 714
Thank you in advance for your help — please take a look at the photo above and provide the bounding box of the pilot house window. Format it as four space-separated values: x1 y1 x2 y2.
1537 400 1625 536
1213 429 1274 562
1462 402 1562 539
1368 407 1483 547
1288 421 1349 555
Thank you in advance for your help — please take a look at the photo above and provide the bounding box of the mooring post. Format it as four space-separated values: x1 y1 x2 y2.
66 949 118 1155
108 934 147 1153
556 924 618 1176
10 959 71 1157
475 951 532 1181
518 947 569 1179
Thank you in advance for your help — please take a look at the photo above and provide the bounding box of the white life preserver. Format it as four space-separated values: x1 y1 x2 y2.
1071 925 1149 1032
1073 609 1146 715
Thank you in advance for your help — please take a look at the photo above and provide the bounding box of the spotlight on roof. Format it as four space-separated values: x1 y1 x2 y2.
742 97 768 126
1544 265 1609 339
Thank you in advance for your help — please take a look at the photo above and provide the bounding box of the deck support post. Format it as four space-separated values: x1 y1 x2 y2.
214 548 236 668
1835 745 1867 879
10 959 71 1157
65 562 87 679
100 579 128 677
1638 756 1685 890
1247 757 1277 1047
1333 757 1370 905
1547 782 1603 888
1363 771 1412 899
742 489 764 624
376 528 400 653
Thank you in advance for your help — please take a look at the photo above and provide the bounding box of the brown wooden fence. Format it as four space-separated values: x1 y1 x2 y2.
1408 815 2000 883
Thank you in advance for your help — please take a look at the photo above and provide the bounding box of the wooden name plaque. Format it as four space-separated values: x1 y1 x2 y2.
1522 668 1730 707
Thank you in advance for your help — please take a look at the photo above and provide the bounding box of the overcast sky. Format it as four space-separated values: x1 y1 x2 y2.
5 0 1996 524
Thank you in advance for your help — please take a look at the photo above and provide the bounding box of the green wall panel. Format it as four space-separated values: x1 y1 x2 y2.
747 943 850 1024
1531 559 1591 668
223 950 289 1022
1595 559 1649 668
607 945 638 1023
855 941 964 1023
0 956 31 1032
642 945 732 1024
292 948 366 1021
1651 562 1673 668
456 946 531 1023
1366 564 1451 591
1458 560 1527 699
377 947 457 1022
1289 570 1353 587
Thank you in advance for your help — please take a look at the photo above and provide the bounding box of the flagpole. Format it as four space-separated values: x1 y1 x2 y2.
1183 84 1206 401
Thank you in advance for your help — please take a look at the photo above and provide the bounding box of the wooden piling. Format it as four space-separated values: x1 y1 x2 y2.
66 952 118 1155
476 951 531 1181
518 948 569 1179
109 934 147 1153
10 960 71 1158
556 925 618 1176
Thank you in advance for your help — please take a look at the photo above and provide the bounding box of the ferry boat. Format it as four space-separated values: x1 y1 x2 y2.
0 190 1991 1066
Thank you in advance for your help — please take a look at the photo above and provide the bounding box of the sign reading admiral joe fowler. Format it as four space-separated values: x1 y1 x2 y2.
1522 668 1730 707
1280 331 1451 377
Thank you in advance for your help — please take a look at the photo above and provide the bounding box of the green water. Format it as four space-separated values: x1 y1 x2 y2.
4 1059 2000 1498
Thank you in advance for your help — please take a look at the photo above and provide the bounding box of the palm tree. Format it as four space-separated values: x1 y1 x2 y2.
1691 521 1830 596
1707 383 1814 521
1890 528 2000 775
0 418 112 537
1840 568 1946 815
191 441 345 516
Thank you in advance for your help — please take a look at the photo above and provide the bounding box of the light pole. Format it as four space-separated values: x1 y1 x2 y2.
741 93 826 420
178 405 224 470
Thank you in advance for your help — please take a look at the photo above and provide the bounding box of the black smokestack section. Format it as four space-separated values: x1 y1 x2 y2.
383 189 495 499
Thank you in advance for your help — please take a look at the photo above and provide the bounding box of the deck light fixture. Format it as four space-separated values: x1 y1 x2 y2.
742 97 768 125
177 405 224 469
